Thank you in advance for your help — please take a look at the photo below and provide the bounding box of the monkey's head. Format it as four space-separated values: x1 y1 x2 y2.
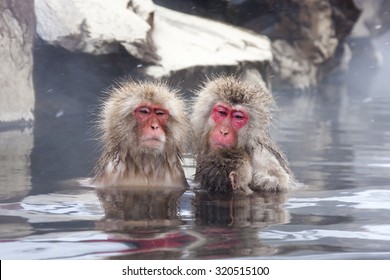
98 80 188 157
192 75 274 156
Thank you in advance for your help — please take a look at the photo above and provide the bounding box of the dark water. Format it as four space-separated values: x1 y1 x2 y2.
1 34 390 259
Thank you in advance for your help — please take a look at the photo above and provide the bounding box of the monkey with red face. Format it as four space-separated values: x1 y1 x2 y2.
92 80 189 189
191 76 295 192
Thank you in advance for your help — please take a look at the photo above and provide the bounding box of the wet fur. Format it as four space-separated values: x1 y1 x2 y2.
195 148 253 194
191 75 295 192
92 79 189 188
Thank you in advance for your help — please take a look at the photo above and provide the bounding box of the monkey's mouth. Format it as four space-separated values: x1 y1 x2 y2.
210 141 233 150
141 137 165 148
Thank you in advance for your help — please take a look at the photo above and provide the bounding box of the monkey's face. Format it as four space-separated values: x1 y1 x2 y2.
208 102 249 152
134 104 169 152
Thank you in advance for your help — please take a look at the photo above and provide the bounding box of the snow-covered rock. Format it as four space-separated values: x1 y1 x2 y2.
146 6 272 77
35 0 158 62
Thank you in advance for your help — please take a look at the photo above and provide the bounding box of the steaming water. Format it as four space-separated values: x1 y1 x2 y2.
0 34 390 259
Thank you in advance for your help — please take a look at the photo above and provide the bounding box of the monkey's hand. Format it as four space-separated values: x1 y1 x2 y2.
252 171 289 192
251 148 291 192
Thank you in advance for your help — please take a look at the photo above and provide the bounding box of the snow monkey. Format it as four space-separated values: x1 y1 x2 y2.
92 80 189 189
191 76 295 192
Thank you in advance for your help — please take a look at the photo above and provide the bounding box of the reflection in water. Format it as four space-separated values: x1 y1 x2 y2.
194 191 289 227
96 187 185 231
95 187 202 259
188 191 290 258
93 187 291 259
0 128 33 202
0 216 34 240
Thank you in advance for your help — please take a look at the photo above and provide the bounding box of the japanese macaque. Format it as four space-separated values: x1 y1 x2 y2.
91 80 189 189
195 148 253 194
191 76 295 192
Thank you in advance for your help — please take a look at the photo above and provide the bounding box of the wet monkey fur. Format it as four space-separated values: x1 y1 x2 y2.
92 80 189 189
195 148 253 195
191 76 295 192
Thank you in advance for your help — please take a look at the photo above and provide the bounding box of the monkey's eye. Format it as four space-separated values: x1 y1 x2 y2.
217 109 228 117
138 107 150 115
212 105 229 121
155 109 167 116
232 111 245 120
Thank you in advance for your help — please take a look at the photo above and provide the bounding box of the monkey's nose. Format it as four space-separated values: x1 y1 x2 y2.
151 123 159 130
220 129 229 136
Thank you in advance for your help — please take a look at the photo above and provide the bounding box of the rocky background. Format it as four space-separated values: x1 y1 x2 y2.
0 0 35 124
0 0 389 198
1 0 390 126
1 0 390 125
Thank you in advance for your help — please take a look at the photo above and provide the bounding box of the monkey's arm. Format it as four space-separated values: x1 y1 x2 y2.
251 144 292 192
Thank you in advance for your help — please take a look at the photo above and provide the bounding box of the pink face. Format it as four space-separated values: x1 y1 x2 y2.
134 104 169 148
209 102 249 150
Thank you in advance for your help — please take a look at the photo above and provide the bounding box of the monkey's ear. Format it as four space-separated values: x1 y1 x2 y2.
229 171 238 191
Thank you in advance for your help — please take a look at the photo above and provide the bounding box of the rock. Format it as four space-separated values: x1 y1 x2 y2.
268 0 360 89
34 1 272 83
145 6 272 79
155 0 361 89
35 0 158 62
128 0 154 25
0 0 35 123
351 0 390 38
272 40 318 90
